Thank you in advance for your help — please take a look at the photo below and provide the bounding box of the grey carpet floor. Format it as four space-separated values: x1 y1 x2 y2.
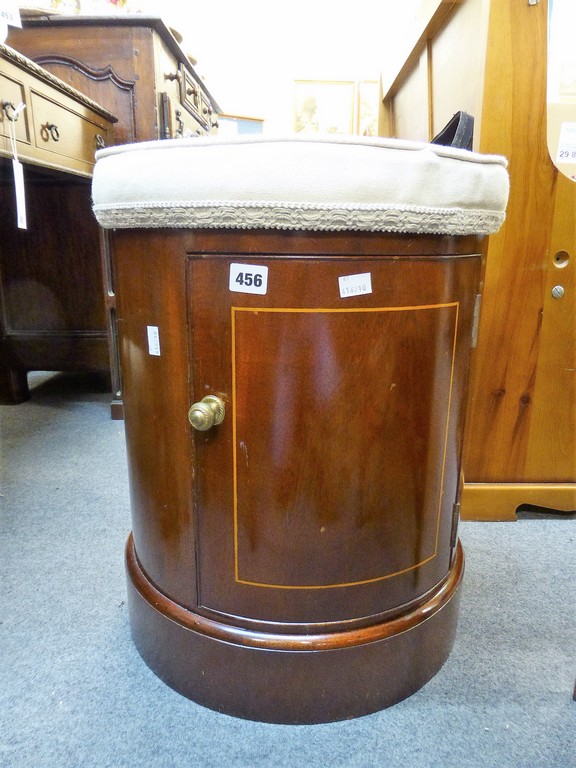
1 372 574 768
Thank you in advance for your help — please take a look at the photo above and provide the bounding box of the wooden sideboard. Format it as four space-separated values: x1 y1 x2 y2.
0 43 116 403
8 15 221 415
379 0 576 519
9 14 220 145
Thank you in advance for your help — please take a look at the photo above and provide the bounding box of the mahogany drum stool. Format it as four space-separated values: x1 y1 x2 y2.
92 135 509 723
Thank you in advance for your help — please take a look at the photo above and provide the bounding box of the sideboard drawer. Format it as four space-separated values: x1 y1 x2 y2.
30 88 110 173
0 43 115 177
180 68 212 131
160 91 205 139
0 71 31 144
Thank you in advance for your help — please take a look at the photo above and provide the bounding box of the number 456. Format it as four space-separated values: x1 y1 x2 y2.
235 272 263 288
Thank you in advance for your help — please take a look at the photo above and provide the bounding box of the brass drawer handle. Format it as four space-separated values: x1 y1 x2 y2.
188 395 225 432
41 122 60 142
2 100 22 122
165 70 182 83
95 134 106 150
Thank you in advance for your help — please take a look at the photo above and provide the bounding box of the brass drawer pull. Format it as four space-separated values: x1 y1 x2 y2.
165 70 182 83
95 134 106 150
41 122 60 142
2 100 25 122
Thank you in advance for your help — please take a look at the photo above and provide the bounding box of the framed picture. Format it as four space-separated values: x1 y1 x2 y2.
294 79 380 136
357 80 379 136
294 80 355 135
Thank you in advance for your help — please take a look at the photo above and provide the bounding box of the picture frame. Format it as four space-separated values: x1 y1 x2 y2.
357 80 379 136
294 80 355 135
294 79 379 136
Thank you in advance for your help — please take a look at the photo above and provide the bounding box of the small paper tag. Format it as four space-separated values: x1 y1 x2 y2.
12 159 26 229
338 272 372 299
146 325 161 356
229 263 268 295
0 2 22 27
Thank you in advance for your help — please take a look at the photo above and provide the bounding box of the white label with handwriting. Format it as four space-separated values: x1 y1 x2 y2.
0 1 22 27
556 122 576 164
338 272 372 299
147 325 161 356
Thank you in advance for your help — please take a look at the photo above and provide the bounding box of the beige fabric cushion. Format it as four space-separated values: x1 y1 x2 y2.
91 135 509 235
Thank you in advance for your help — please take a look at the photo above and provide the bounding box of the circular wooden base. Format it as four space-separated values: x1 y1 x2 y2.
125 535 464 724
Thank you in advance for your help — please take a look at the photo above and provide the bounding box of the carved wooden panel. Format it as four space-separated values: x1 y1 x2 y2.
32 55 137 144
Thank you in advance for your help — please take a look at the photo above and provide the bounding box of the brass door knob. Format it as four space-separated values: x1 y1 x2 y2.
188 395 225 431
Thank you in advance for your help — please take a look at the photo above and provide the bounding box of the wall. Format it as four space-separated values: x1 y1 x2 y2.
126 0 420 133
18 1 422 132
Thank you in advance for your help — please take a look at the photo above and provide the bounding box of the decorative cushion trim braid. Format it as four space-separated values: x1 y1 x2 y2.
92 135 509 235
94 200 506 235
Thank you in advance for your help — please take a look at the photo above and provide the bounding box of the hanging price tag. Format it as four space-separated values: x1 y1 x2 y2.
7 103 27 229
6 104 27 229
12 159 26 229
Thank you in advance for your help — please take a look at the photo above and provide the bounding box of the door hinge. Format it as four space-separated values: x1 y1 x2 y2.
450 502 461 549
471 293 482 348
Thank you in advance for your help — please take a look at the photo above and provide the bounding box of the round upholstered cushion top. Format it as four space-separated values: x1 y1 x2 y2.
92 134 509 235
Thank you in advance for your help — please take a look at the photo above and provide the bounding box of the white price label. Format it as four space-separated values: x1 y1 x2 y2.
146 325 161 356
338 272 372 299
556 122 576 164
229 263 268 295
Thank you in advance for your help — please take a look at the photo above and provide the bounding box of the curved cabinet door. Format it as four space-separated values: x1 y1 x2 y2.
188 253 479 627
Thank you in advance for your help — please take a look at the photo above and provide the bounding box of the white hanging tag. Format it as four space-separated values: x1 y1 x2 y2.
12 158 26 229
6 106 27 229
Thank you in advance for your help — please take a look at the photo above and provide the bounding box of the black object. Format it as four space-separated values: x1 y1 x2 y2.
431 111 474 150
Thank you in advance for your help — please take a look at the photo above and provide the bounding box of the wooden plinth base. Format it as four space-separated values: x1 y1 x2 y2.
125 535 464 724
461 483 576 521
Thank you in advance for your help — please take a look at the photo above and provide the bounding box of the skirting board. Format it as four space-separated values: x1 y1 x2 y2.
461 483 576 521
